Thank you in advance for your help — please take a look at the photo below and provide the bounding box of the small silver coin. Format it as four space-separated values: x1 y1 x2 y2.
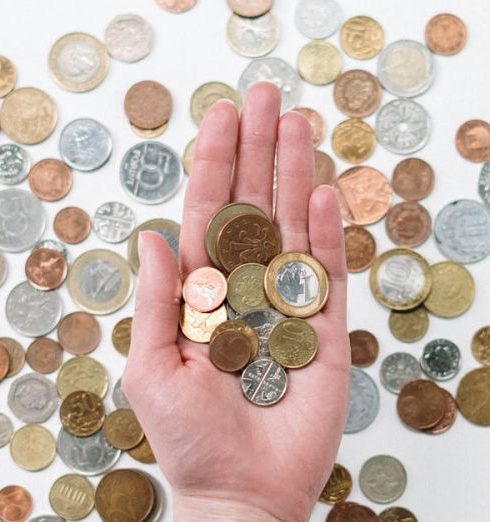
34 238 68 260
0 412 14 447
0 188 46 253
104 14 153 63
420 339 460 381
59 118 112 172
6 281 62 337
295 0 342 39
8 372 58 423
238 57 301 113
241 357 288 406
0 143 30 185
120 141 183 204
479 161 490 207
30 517 65 522
139 471 166 522
376 98 431 155
112 377 132 409
434 199 490 264
344 368 379 433
226 12 279 58
359 454 407 504
238 307 286 357
57 428 121 476
0 252 8 287
93 201 136 243
380 352 422 394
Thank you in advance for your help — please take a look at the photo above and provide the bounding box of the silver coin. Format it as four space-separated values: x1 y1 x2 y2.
8 372 58 423
238 307 285 357
0 188 46 253
375 98 431 155
6 281 62 337
479 161 490 207
295 0 342 39
34 238 69 260
378 39 435 97
241 357 287 406
226 12 279 58
238 57 301 113
344 368 379 433
57 428 121 476
0 252 7 287
0 412 14 447
29 517 65 522
139 471 166 522
93 201 136 243
359 454 407 503
112 377 131 409
104 14 153 63
420 339 460 381
380 352 421 394
120 141 183 204
59 118 112 172
433 199 490 264
226 302 238 320
276 261 319 307
0 143 31 185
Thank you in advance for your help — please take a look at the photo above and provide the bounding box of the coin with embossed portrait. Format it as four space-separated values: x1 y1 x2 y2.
385 201 432 247
54 206 91 244
104 14 153 63
334 70 381 118
297 40 342 86
425 13 467 56
340 16 384 59
380 352 422 394
295 0 342 39
226 11 279 58
359 455 407 503
28 159 73 201
10 423 56 472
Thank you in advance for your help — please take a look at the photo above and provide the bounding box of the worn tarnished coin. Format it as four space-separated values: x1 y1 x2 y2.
227 0 272 17
128 437 156 464
182 137 195 175
60 390 105 437
297 40 342 86
0 486 33 522
314 150 336 186
344 368 379 433
183 267 227 312
319 463 352 505
155 0 197 12
471 326 490 366
344 226 376 272
209 329 254 372
28 159 72 201
359 455 407 504
425 13 467 56
479 161 490 206
26 337 63 374
54 206 91 244
379 506 418 522
25 248 68 291
456 367 490 425
104 14 153 63
333 70 381 118
340 16 384 59
0 144 30 185
124 81 172 130
0 55 16 97
93 201 135 243
0 413 14 447
57 311 101 356
295 0 342 39
180 303 227 343
1 337 25 377
190 82 240 126
211 319 259 360
227 262 269 314
455 119 490 163
103 409 144 450
294 107 325 148
49 474 95 520
380 352 422 395
112 317 132 357
349 330 378 367
112 377 131 409
268 318 317 368
397 379 446 429
0 344 9 380
385 201 432 247
420 339 460 381
226 11 279 58
241 358 287 406
238 307 285 357
332 118 376 163
389 307 429 343
392 157 435 201
57 356 109 399
10 424 56 471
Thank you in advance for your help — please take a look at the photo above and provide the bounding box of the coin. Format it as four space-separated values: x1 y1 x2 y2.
67 249 133 315
456 367 490 426
57 356 109 399
26 337 63 374
332 119 376 164
112 377 131 410
479 161 490 206
327 502 378 521
334 166 392 225
344 368 379 433
471 326 490 366
0 337 25 377
182 137 196 175
10 424 56 471
389 307 429 343
344 226 376 273
0 486 32 522
54 207 91 244
211 320 259 357
349 330 378 367
49 32 109 92
226 11 279 58
359 455 407 504
293 107 325 148
128 436 156 464
340 15 384 59
104 14 153 62
112 317 132 357
425 13 467 56
319 463 352 505
397 379 446 429
420 339 460 381
130 121 168 138
0 413 14 447
380 352 422 394
49 474 95 520
0 143 30 185
103 409 144 450
268 318 318 368
179 303 227 343
227 262 269 314
155 0 197 12
34 238 68 260
60 390 105 437
0 87 57 144
93 201 136 244
30 517 64 522
209 326 254 371
57 311 101 355
0 55 16 97
0 252 7 287
183 267 228 312
124 81 172 129
392 158 435 201
227 0 272 17
25 248 67 291
294 0 342 39
385 201 432 247
314 151 336 186
28 159 72 201
190 81 240 126
238 307 286 357
455 119 490 163
264 251 329 318
297 40 341 86
333 70 381 118
426 388 457 435
379 506 417 522
0 343 10 380
241 358 288 406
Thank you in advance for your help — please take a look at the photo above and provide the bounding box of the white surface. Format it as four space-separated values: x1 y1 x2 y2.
1 1 490 521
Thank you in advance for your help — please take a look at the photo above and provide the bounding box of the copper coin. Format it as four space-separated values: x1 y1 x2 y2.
57 311 101 355
227 0 272 17
0 344 9 380
294 107 325 148
385 201 432 247
209 329 253 372
349 330 379 367
154 0 197 13
28 158 72 201
103 408 144 450
314 150 336 186
183 266 228 312
426 388 457 435
0 485 33 522
112 317 132 357
128 436 156 464
333 69 382 118
397 379 446 430
425 13 467 56
25 248 68 290
25 337 63 374
0 338 25 377
392 158 435 201
344 226 376 273
455 119 490 163
54 206 91 244
60 390 105 437
327 502 378 522
379 506 417 522
334 166 392 225
124 80 172 130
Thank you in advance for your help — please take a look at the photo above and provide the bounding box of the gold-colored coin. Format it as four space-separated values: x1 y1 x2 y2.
49 474 95 520
103 409 144 450
471 326 490 366
340 16 384 59
130 121 168 138
331 118 376 164
227 262 269 314
0 337 25 377
128 436 157 464
183 137 196 175
389 306 429 343
57 356 109 399
9 424 56 471
190 81 241 125
379 506 417 522
60 390 105 437
112 317 132 357
0 87 57 144
268 318 318 368
297 40 342 85
210 319 259 360
424 261 474 318
456 367 490 426
0 55 16 97
179 303 227 343
319 463 353 505
264 252 329 318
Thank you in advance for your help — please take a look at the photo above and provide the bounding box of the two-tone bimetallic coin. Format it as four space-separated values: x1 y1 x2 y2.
420 339 460 381
241 358 287 406
380 352 422 394
8 373 58 423
0 144 30 185
93 202 136 243
344 368 379 433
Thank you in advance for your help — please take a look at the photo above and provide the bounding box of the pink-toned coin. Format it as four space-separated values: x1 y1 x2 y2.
183 267 228 312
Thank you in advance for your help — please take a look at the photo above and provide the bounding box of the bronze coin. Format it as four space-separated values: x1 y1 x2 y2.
397 379 446 430
333 69 382 118
0 485 33 522
103 408 144 450
425 388 457 435
124 80 172 130
327 502 378 522
209 329 253 372
25 337 63 374
294 107 325 148
54 206 91 244
456 367 490 426
349 330 379 367
57 311 101 355
379 506 417 522
392 158 435 201
455 119 490 163
314 150 336 186
128 436 156 464
25 248 68 291
28 158 72 201
319 463 352 505
60 390 105 437
471 326 490 366
425 13 467 56
0 338 25 377
112 317 132 357
0 344 9 380
385 201 432 247
344 226 376 273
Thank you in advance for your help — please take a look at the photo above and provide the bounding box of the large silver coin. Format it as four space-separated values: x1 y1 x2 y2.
344 368 379 433
140 471 166 522
0 412 14 447
434 199 490 264
0 143 30 185
6 281 62 337
295 0 342 39
479 161 490 207
238 57 301 113
226 12 279 58
238 307 286 357
57 428 121 476
359 455 407 503
378 40 435 97
375 98 431 155
30 517 65 522
8 373 58 423
34 238 68 260
112 377 132 409
420 339 460 381
120 141 183 204
59 118 112 172
380 352 421 394
0 188 46 252
0 252 7 287
241 358 287 406
93 201 136 243
104 14 153 63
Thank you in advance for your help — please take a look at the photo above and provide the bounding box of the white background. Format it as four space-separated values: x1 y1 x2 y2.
1 0 490 520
